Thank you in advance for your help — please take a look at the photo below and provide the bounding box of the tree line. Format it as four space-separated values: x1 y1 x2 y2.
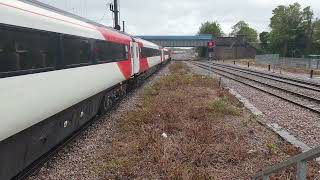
198 3 320 57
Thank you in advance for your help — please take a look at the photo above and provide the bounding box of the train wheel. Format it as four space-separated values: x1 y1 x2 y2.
99 96 112 115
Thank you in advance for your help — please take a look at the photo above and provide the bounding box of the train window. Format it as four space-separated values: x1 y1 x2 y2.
95 40 128 62
0 28 58 74
131 46 134 59
0 35 3 53
125 46 129 59
141 47 161 58
63 36 91 66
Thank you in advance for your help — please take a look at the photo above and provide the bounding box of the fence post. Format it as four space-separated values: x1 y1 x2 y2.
219 77 222 88
310 70 314 79
297 161 307 180
263 176 270 180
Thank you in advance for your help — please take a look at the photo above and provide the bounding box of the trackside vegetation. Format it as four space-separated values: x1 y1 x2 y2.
199 2 320 57
89 62 320 179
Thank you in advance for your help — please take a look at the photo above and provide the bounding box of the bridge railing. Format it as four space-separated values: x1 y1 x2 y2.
254 146 320 180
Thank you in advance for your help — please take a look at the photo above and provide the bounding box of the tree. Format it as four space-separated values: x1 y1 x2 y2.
231 21 258 43
302 6 314 54
198 21 223 37
311 19 320 54
268 3 316 57
259 32 269 52
197 21 223 57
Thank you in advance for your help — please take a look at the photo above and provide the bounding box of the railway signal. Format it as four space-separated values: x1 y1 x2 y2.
207 40 215 60
207 40 216 49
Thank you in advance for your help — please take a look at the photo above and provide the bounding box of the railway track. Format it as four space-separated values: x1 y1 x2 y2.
210 62 320 92
191 61 320 114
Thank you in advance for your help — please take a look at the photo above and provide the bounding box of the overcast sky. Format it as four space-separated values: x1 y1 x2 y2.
39 0 320 36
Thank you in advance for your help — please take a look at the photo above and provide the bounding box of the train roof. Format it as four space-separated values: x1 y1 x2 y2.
0 0 131 43
1 0 164 48
134 37 161 49
18 0 138 40
18 0 109 28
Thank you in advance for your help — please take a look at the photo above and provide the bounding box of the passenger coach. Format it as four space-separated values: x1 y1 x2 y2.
0 0 168 179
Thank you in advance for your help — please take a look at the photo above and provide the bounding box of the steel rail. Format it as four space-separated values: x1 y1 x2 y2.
209 62 320 92
191 62 320 114
208 61 320 88
194 62 320 104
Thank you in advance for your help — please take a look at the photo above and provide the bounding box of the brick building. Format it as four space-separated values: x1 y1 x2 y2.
212 36 256 60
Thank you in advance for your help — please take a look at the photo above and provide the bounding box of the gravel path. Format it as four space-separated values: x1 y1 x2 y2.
28 64 170 180
187 61 320 149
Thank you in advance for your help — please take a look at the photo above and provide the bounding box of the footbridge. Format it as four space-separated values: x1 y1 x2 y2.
136 34 213 47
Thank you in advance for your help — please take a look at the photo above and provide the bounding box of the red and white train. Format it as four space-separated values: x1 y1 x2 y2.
0 0 171 179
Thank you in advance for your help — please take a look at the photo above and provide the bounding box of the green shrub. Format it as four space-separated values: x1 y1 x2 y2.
207 96 241 116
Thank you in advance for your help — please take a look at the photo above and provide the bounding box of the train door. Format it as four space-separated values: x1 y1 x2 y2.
161 49 164 62
130 42 134 75
131 42 140 74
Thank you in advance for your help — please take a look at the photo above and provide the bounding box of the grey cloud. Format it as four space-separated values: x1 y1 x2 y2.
39 0 320 36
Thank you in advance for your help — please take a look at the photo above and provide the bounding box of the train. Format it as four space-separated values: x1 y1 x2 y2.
0 0 171 179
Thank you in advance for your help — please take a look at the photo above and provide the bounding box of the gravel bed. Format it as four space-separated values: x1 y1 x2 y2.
28 64 171 180
227 62 320 83
211 65 320 100
211 67 320 110
187 61 320 149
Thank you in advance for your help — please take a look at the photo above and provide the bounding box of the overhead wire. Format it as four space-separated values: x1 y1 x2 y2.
98 1 109 24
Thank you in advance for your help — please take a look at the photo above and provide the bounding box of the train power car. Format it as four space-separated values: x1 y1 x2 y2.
162 48 171 62
0 0 168 179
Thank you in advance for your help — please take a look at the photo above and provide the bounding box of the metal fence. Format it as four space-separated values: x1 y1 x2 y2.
255 54 320 69
254 146 320 180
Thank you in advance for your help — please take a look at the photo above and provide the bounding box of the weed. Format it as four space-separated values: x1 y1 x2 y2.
217 90 244 108
143 86 159 97
90 156 130 175
207 96 241 116
266 142 278 154
102 157 129 170
168 62 190 74
90 62 313 179
241 114 257 126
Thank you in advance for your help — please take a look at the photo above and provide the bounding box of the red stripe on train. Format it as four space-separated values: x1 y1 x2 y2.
96 27 132 79
139 58 149 73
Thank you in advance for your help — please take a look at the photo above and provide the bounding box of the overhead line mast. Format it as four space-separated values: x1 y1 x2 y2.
110 0 120 31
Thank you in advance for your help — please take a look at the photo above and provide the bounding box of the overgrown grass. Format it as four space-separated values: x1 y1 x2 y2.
168 62 190 74
89 62 320 179
207 96 241 116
